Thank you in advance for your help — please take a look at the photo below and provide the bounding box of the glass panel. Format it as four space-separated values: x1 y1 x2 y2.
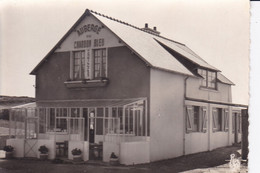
94 49 107 78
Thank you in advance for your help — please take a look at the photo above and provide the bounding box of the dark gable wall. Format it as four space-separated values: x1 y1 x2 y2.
35 46 150 100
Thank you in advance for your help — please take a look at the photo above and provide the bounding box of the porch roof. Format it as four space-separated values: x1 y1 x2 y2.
11 98 145 108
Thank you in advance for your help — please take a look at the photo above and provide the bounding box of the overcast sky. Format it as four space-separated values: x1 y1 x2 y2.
0 0 249 105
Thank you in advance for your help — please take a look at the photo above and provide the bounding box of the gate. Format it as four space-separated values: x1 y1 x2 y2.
24 116 38 158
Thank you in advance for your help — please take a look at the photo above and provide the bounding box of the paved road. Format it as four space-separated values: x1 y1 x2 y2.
0 146 248 173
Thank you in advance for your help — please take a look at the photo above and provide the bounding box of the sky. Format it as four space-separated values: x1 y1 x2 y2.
0 0 249 105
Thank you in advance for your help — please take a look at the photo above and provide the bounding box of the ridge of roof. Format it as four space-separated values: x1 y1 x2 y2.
88 9 185 46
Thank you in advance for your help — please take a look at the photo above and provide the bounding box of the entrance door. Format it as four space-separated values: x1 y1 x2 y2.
88 109 104 160
89 111 95 143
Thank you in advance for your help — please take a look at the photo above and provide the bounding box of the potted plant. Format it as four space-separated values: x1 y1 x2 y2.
71 148 82 162
38 145 49 160
3 145 14 159
109 152 119 166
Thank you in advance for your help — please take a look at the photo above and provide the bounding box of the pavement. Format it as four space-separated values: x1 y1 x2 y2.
0 145 248 173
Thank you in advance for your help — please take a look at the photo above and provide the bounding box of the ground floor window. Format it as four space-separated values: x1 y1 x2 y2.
186 105 207 133
212 108 229 132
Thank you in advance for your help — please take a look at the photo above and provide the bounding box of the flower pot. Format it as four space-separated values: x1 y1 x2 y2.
110 157 119 166
73 155 82 162
5 151 13 159
39 153 48 160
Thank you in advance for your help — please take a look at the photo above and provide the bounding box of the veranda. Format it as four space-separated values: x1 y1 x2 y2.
6 98 150 164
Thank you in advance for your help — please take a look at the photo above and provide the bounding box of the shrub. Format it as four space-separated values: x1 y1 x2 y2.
3 145 14 152
38 145 48 154
110 152 118 159
71 148 82 156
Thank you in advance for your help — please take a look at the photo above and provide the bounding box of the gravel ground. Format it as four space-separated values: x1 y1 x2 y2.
0 145 247 173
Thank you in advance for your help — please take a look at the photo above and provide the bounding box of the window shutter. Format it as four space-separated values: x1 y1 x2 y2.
212 108 217 132
224 109 229 132
202 107 207 133
186 106 193 133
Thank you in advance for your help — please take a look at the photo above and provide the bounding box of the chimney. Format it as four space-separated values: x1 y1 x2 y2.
142 23 160 35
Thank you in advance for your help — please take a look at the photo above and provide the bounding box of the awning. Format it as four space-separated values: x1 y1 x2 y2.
12 98 146 108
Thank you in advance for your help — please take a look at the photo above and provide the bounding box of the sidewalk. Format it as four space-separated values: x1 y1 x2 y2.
0 145 248 173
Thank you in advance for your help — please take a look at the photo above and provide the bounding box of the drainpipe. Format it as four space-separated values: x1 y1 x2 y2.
183 76 189 155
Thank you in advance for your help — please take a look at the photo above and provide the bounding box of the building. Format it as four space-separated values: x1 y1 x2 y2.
6 9 246 165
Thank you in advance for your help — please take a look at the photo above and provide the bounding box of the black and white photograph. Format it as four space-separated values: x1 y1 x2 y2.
0 0 254 172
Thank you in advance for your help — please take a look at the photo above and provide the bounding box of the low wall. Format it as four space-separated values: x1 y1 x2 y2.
185 133 208 155
210 132 229 150
120 141 150 165
103 141 120 162
7 138 24 158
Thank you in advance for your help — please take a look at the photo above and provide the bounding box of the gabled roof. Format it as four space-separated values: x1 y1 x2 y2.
30 9 224 80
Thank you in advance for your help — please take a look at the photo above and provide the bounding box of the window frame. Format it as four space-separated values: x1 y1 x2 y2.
93 48 108 79
73 50 86 80
186 105 207 133
197 68 217 90
212 108 229 132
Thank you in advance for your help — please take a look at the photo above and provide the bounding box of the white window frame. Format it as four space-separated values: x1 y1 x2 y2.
212 108 229 132
186 105 207 133
198 68 217 89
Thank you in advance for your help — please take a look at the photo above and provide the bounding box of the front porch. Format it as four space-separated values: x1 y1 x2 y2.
6 98 150 165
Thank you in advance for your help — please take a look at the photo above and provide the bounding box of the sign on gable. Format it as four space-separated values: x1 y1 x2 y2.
55 15 124 52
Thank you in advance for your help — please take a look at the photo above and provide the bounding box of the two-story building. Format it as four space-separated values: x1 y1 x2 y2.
7 9 245 165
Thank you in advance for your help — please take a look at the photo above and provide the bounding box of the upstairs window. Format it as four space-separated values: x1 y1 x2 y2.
94 49 107 79
73 51 85 80
197 69 217 89
70 48 107 81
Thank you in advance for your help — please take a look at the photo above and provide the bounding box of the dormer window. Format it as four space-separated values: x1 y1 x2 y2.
197 69 217 89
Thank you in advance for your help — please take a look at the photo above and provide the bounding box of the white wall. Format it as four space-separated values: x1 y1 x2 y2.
150 69 185 162
7 139 24 158
103 141 119 162
209 104 230 150
186 77 232 103
184 101 209 155
120 141 150 165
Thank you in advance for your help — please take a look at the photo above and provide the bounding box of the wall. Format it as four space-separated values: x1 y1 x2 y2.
184 101 234 154
209 104 230 150
103 141 120 162
149 68 185 162
186 77 232 103
36 46 150 101
184 101 209 155
120 141 150 165
7 139 24 158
